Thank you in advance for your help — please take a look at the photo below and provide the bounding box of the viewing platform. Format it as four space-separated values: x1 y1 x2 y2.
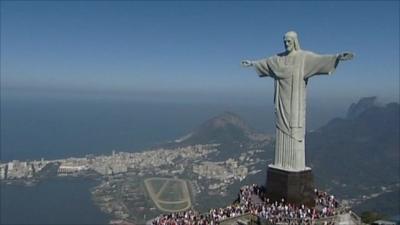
217 209 362 225
152 184 363 225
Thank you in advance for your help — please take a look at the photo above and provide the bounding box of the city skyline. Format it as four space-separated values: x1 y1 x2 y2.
1 1 399 104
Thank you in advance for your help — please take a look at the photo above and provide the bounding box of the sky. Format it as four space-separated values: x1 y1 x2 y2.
1 1 399 105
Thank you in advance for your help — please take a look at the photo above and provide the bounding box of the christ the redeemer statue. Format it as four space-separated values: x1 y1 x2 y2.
242 31 354 172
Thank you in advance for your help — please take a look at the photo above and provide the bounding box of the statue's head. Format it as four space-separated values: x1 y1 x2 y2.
283 31 301 53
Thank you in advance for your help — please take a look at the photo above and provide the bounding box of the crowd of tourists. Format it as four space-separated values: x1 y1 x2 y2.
151 184 342 225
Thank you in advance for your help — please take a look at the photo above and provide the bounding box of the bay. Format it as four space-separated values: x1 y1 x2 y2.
1 178 110 225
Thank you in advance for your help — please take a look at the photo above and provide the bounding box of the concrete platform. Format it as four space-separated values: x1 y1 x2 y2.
265 165 315 207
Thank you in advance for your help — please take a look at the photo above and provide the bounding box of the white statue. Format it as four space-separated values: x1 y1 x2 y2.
242 31 354 171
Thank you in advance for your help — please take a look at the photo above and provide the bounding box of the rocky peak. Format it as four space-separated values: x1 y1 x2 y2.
346 96 378 119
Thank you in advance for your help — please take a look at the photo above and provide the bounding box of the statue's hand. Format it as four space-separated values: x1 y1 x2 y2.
241 60 253 67
338 52 354 61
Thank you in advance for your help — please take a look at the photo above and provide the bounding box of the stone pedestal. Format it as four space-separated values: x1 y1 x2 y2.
265 165 315 207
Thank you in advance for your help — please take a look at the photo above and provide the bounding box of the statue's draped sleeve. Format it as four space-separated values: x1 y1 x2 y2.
253 58 274 78
303 52 339 79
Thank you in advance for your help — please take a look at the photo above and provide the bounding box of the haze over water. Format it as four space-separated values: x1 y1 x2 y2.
1 92 359 162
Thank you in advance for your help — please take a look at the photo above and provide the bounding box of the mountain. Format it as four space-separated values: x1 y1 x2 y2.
346 96 379 119
164 111 272 159
306 97 399 216
175 112 270 145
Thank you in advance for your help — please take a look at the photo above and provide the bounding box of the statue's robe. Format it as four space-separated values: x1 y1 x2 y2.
254 50 339 171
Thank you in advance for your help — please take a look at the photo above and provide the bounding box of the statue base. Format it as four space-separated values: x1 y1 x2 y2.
265 165 315 207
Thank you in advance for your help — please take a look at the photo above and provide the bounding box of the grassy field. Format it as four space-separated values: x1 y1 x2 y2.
158 180 185 202
144 177 192 212
146 178 166 195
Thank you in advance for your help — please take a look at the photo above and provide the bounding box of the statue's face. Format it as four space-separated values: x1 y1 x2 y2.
284 37 295 53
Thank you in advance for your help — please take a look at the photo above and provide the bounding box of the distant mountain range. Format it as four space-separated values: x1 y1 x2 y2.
167 97 399 216
306 97 399 216
307 97 399 194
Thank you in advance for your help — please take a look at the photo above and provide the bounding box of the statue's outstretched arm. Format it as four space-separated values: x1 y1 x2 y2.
337 52 354 61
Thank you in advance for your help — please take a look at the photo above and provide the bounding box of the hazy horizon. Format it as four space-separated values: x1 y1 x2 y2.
1 1 399 160
1 93 394 162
